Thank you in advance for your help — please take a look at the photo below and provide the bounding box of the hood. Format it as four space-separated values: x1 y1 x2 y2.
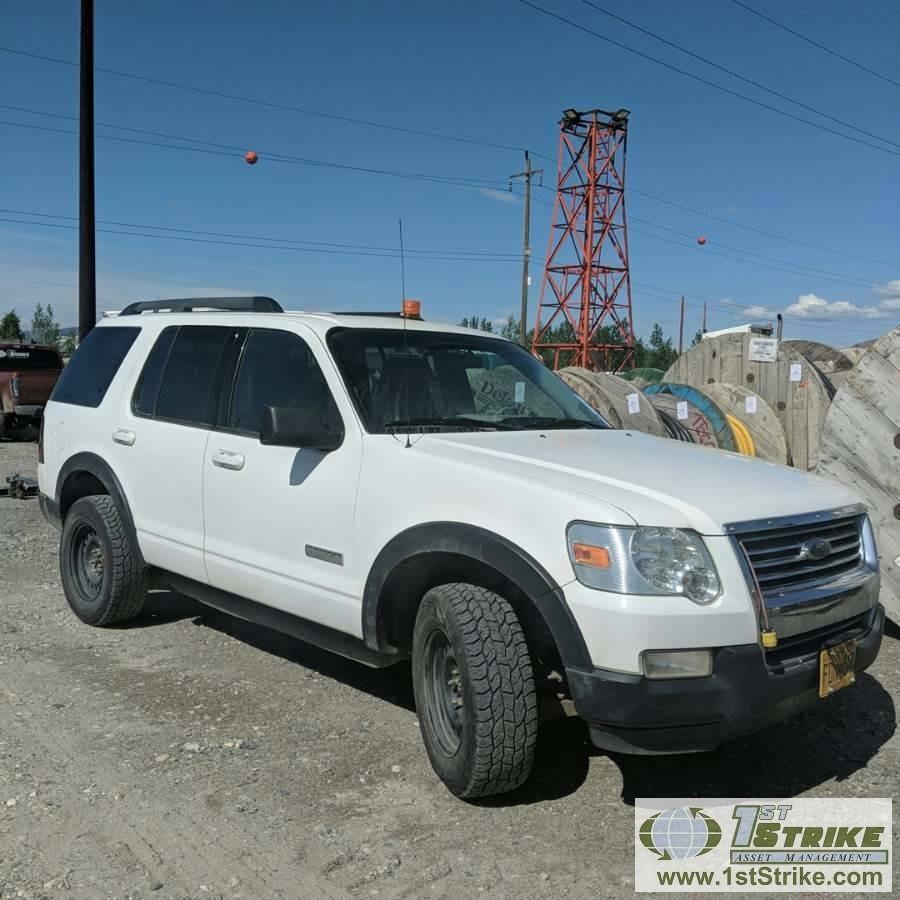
416 429 862 534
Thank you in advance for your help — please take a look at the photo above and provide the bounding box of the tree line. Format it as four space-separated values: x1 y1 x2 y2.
0 305 77 354
458 313 696 370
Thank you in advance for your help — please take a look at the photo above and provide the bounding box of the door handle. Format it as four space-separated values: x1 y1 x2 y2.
212 449 245 471
112 428 136 446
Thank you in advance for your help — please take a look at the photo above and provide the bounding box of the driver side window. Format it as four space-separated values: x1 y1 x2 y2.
228 329 341 434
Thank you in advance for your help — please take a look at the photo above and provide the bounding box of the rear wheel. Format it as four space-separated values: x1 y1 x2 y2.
60 495 147 626
411 583 538 798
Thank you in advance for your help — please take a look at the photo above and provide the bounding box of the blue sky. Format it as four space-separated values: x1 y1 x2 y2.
1 0 898 347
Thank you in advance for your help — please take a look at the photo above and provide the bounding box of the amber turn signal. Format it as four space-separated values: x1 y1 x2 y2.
572 543 611 569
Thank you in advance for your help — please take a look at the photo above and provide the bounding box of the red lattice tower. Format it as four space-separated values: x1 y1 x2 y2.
532 108 635 371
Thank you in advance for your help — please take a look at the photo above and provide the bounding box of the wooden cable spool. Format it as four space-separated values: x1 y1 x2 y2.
664 332 831 470
701 382 789 466
558 368 667 436
783 340 855 396
815 326 900 624
643 382 738 452
618 367 665 390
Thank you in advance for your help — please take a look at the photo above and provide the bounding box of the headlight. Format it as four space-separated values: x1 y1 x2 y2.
567 522 722 604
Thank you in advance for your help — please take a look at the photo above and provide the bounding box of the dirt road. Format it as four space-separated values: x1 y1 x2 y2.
1 441 897 899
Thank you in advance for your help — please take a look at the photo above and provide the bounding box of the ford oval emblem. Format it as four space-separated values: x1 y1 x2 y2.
803 537 832 560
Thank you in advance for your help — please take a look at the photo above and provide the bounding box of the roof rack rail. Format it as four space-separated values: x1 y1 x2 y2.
332 310 423 321
119 296 283 316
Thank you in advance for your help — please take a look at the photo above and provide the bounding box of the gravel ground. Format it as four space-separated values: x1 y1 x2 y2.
1 440 897 899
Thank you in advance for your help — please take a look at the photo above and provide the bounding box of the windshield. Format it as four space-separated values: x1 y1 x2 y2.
327 328 609 433
0 346 63 371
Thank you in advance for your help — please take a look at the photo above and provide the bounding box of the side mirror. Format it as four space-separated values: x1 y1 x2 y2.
259 406 344 451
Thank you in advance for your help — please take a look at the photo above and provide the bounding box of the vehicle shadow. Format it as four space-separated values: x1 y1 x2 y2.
122 588 417 711
612 667 896 806
122 590 897 807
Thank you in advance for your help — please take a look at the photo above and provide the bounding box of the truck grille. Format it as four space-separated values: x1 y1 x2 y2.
735 514 863 597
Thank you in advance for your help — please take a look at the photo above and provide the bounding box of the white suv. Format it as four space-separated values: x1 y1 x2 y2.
38 297 883 798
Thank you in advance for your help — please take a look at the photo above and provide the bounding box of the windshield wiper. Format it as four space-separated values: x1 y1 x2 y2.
499 416 606 430
384 416 514 433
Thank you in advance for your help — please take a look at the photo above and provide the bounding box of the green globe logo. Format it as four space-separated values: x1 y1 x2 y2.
639 807 722 860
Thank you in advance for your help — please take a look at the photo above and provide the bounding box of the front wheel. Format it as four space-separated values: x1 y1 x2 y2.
411 583 538 798
60 495 147 626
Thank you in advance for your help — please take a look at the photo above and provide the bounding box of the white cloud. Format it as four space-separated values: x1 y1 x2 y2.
478 188 520 205
784 292 883 320
742 304 777 318
874 279 900 297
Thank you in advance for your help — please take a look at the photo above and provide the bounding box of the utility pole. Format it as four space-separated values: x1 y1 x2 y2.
678 295 685 354
701 300 707 334
510 151 542 346
79 0 96 340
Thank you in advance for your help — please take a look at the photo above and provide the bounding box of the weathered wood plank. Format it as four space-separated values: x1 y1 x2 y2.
815 326 900 624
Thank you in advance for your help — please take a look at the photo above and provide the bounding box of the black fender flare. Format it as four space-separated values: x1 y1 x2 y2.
55 452 142 562
361 522 591 671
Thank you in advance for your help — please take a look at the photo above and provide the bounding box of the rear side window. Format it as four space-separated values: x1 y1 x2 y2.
51 326 140 408
138 325 232 426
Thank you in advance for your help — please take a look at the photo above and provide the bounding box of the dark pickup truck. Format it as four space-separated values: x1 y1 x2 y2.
0 343 63 439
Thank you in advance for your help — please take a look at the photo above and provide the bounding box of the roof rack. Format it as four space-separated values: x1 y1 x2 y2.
119 296 283 316
332 310 424 321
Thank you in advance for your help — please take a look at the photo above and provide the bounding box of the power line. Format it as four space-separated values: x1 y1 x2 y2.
631 225 877 287
0 44 540 158
575 0 900 150
518 0 900 159
728 0 900 90
0 117 509 191
534 182 884 288
630 217 876 288
628 187 900 269
1 210 884 337
0 206 522 257
0 214 525 263
5 55 897 269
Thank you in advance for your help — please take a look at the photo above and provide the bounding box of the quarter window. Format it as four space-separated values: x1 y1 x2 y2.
51 326 140 408
228 329 341 434
132 326 178 416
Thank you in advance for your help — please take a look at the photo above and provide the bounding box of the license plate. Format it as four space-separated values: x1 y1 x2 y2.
818 638 857 698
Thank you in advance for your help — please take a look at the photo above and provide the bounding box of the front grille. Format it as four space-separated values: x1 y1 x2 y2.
735 514 863 597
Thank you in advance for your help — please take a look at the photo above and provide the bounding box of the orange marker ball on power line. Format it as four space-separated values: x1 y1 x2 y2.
697 236 707 245
244 151 259 165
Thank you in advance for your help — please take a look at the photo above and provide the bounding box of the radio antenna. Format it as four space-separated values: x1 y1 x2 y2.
399 218 412 448
399 218 407 303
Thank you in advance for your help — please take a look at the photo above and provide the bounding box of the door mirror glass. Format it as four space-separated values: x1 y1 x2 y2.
259 406 343 451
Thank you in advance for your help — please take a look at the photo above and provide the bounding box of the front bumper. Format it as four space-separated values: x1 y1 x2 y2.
567 604 884 754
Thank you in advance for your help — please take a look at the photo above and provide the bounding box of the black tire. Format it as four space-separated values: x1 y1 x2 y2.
59 495 147 626
411 583 538 798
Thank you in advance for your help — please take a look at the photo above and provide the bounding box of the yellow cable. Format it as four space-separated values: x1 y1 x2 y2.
726 413 756 456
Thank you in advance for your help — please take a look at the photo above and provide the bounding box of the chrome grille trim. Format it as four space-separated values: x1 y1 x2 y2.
733 514 864 596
